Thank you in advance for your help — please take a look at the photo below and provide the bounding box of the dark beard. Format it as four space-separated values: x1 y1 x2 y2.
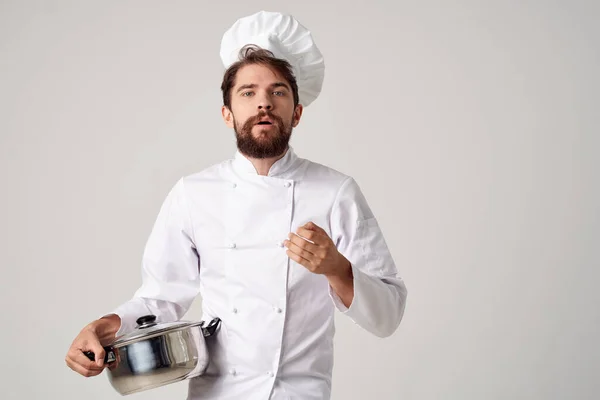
234 110 293 159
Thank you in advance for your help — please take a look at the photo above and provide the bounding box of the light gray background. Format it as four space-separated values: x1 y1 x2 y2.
1 1 598 399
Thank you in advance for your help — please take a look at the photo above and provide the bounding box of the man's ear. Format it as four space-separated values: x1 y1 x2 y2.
222 106 234 129
292 104 303 128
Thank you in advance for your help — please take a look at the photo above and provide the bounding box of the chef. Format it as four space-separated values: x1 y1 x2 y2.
65 10 408 400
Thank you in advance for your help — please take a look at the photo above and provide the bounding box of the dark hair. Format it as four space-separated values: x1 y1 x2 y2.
220 44 299 109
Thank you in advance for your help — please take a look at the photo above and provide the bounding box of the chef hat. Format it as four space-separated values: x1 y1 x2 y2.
220 10 325 107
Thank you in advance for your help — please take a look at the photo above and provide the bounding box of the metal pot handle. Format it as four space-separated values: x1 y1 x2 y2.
83 347 116 364
202 317 221 337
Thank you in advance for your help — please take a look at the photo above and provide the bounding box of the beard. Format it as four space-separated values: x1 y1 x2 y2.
233 110 293 159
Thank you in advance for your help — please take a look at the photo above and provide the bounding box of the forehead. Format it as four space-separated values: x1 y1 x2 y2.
234 64 287 87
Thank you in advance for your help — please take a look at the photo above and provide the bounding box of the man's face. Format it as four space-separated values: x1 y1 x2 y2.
222 64 303 158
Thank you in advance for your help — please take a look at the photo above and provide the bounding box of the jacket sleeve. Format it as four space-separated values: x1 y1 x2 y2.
329 177 408 338
107 177 201 337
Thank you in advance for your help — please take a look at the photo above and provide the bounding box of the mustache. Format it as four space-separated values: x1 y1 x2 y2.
248 111 282 125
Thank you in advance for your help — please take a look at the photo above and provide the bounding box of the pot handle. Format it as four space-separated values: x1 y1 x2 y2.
202 317 221 337
83 347 116 364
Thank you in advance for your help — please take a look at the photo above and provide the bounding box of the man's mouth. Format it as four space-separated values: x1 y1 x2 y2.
256 121 273 125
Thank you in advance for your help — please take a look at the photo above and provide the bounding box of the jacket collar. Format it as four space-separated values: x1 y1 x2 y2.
233 146 299 177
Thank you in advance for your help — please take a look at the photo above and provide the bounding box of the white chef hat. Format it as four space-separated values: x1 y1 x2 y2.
220 10 325 107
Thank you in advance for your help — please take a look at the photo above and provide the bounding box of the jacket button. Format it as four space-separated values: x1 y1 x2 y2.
231 183 237 188
275 307 282 313
284 182 291 187
230 368 237 376
229 243 236 249
268 371 274 377
232 308 238 314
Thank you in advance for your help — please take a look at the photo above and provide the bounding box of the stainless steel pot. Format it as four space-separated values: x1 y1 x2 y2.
84 314 221 396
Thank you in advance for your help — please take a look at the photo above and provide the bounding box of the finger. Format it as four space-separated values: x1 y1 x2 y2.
295 227 326 245
285 238 316 262
287 234 319 255
71 352 105 372
78 336 106 368
303 221 327 234
286 249 311 269
65 356 103 377
68 348 104 372
88 341 106 368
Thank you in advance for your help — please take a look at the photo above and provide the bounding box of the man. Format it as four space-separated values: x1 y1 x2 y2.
65 11 407 400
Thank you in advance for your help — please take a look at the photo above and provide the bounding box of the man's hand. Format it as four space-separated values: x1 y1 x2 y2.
284 222 355 307
284 222 349 277
65 314 121 377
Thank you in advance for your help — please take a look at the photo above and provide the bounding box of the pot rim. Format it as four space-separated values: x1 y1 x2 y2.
112 321 204 348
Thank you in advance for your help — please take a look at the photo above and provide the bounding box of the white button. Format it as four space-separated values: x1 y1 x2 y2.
275 307 282 313
278 242 285 248
231 183 237 188
229 243 236 249
268 371 274 377
232 308 238 314
284 182 291 187
230 368 237 376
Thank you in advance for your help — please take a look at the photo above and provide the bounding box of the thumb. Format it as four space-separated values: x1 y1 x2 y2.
88 339 105 368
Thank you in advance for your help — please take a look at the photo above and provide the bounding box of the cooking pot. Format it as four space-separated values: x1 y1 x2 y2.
84 314 221 396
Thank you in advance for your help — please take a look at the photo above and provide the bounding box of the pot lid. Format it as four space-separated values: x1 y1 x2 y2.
112 315 203 347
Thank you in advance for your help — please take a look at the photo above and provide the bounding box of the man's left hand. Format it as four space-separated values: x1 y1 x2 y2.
284 221 351 279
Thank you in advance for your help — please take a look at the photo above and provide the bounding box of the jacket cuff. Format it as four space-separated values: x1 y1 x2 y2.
328 263 362 315
106 298 151 337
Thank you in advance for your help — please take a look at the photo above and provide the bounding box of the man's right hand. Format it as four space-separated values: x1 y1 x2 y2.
65 314 121 377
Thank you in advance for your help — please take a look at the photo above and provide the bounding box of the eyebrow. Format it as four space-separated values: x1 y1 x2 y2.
236 82 291 93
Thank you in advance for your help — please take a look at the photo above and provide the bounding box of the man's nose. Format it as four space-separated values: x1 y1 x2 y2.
257 93 273 111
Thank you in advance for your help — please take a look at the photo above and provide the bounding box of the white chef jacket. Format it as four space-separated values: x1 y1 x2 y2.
110 146 407 400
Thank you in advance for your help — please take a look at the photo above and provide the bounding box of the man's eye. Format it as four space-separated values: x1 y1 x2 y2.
274 91 285 96
242 92 253 97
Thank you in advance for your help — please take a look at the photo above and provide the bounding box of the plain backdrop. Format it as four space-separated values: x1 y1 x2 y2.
1 1 598 399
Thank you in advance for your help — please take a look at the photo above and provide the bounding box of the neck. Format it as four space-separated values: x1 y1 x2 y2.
243 147 288 176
